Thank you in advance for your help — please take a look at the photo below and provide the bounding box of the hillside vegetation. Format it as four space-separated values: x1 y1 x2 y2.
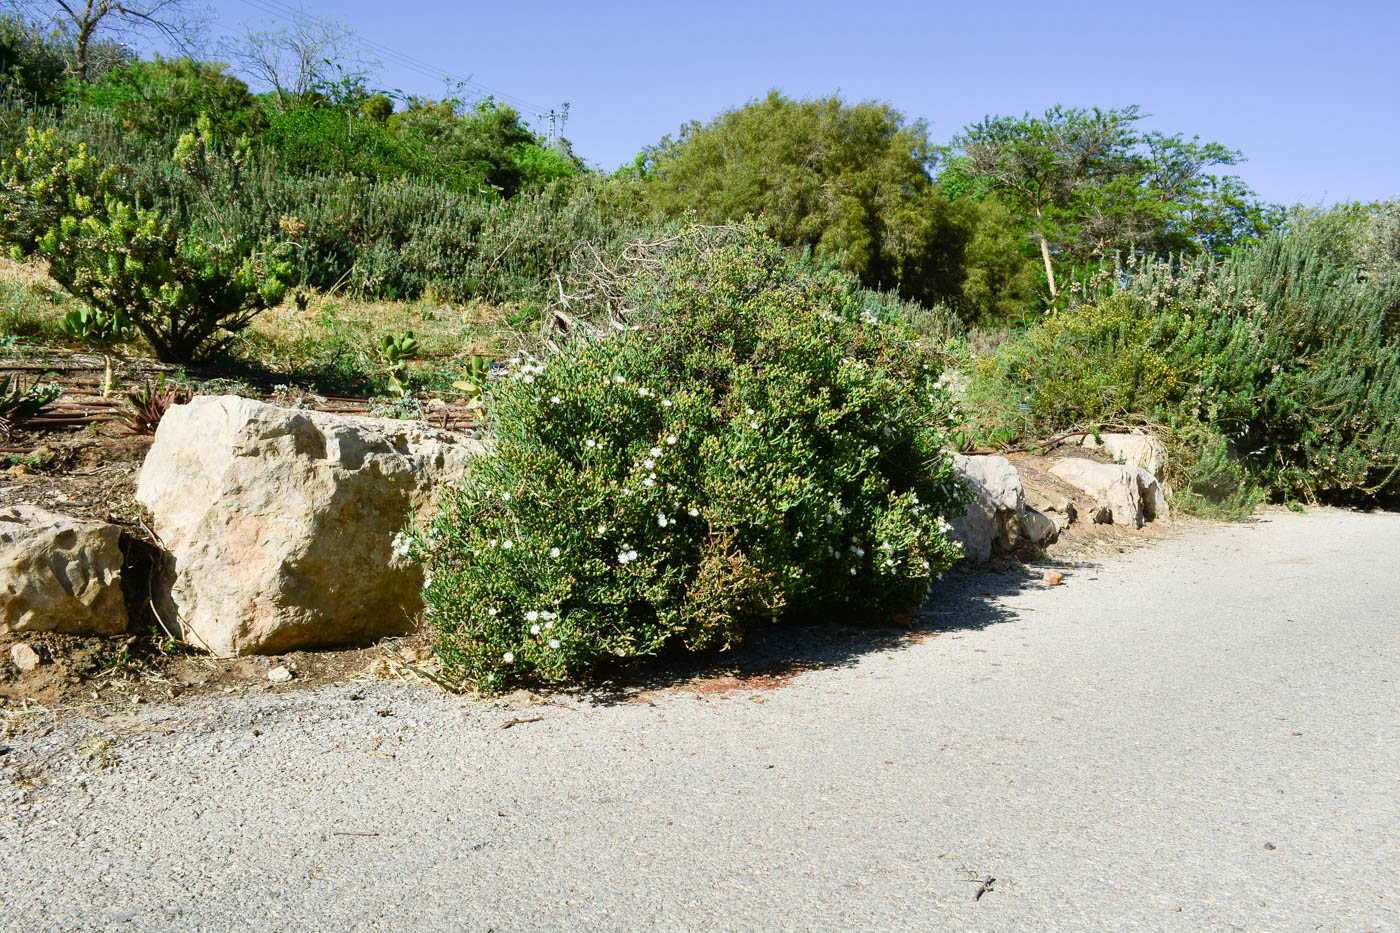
2 11 1398 683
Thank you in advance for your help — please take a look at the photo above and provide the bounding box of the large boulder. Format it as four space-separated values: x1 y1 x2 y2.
948 454 1024 562
0 505 127 636
1048 459 1145 529
1078 432 1168 478
136 396 480 657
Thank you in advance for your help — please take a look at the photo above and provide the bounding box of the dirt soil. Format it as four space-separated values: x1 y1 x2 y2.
1 366 1200 716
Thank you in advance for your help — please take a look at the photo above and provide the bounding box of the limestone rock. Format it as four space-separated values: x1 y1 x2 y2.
1042 570 1064 587
1049 459 1145 529
0 505 127 636
1138 468 1171 522
266 665 294 683
948 454 1024 562
1021 505 1060 548
1078 432 1168 479
10 642 41 672
136 396 481 657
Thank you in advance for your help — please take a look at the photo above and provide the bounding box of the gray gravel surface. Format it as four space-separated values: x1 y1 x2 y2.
2 509 1398 931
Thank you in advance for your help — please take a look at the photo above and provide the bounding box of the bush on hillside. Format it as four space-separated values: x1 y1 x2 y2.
0 127 291 361
969 231 1400 506
407 227 969 690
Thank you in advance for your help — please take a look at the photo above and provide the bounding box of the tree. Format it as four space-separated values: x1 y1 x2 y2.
639 92 944 299
948 106 1264 301
225 17 364 110
24 0 204 82
0 14 67 105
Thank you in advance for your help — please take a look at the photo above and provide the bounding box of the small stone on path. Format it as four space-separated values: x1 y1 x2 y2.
267 666 294 683
1042 570 1064 587
10 643 41 673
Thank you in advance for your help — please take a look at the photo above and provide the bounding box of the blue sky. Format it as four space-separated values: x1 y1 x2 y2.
192 0 1395 206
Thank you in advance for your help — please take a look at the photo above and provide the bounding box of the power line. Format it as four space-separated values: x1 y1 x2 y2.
232 0 552 115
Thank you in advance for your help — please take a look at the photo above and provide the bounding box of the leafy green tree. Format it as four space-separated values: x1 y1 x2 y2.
639 92 944 299
0 15 68 107
65 56 265 142
948 105 1267 301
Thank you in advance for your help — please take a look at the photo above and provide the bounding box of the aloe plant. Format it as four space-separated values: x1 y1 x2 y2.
58 307 130 397
0 374 61 439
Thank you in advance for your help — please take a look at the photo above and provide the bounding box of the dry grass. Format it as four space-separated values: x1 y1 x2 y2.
1 258 513 392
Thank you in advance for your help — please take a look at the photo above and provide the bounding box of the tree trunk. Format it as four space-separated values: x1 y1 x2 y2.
1036 234 1058 300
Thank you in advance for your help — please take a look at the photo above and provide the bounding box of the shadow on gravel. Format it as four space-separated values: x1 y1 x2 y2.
578 561 1063 706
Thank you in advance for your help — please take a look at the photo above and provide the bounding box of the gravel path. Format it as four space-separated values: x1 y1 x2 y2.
3 509 1398 931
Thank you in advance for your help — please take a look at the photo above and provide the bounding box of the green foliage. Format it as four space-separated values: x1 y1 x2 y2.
380 330 419 396
949 105 1269 300
966 293 1188 439
57 305 130 347
971 226 1400 505
0 127 291 361
641 93 946 300
0 16 68 109
65 57 264 142
411 227 968 690
1163 423 1263 520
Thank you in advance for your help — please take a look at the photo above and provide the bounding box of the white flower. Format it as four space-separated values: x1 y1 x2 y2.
586 439 597 449
530 624 541 635
644 477 655 487
747 408 755 415
688 507 699 517
750 422 759 430
615 648 626 657
650 447 662 457
550 395 561 404
522 374 534 384
488 607 499 616
644 458 655 469
545 620 555 630
421 570 433 589
613 374 626 384
661 399 672 407
549 639 560 649
502 652 514 663
526 610 539 622
500 492 511 501
666 435 677 445
597 524 607 535
501 539 514 550
657 514 668 527
541 611 555 620
550 547 561 558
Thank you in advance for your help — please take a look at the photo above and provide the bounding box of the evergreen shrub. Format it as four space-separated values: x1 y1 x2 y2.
408 227 969 690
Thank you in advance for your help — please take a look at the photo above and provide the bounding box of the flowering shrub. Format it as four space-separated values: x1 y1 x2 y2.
409 227 968 690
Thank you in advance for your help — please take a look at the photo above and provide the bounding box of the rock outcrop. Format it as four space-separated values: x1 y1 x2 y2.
1078 433 1169 478
0 505 127 636
948 454 1025 562
1048 458 1169 528
136 396 480 657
